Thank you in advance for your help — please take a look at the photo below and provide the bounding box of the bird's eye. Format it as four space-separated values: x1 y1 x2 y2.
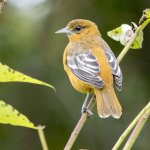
75 25 82 31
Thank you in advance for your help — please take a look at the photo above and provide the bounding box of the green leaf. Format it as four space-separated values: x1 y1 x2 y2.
107 23 143 49
0 63 55 90
0 100 38 129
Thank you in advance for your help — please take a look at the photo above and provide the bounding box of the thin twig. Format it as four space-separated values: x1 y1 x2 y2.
37 125 49 150
64 96 95 150
123 105 150 150
112 101 150 150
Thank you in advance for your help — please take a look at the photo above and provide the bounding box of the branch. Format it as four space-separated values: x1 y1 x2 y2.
64 96 95 150
123 104 150 150
112 101 150 150
64 9 150 150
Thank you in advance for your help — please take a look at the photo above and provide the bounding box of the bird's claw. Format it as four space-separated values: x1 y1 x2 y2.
81 106 93 117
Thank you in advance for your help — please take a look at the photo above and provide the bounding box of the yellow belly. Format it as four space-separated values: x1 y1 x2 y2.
64 65 94 93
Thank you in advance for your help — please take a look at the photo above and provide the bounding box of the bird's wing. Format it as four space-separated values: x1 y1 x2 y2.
67 51 104 88
101 39 123 91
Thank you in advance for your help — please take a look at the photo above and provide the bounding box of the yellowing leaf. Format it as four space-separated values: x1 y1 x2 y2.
0 63 55 90
0 100 37 129
107 23 143 49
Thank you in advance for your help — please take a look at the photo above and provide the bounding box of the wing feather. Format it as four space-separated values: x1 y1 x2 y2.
101 39 123 91
67 51 104 88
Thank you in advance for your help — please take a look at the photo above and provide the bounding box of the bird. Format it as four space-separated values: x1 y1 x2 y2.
55 19 123 119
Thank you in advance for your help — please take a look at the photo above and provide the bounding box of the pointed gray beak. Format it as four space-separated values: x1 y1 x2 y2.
55 27 72 34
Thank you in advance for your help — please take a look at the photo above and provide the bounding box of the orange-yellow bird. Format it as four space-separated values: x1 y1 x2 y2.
56 19 123 119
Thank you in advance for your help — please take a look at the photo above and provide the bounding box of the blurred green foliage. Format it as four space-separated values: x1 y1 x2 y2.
0 0 149 150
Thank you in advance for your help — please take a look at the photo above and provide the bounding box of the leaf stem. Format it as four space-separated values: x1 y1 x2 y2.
38 125 49 150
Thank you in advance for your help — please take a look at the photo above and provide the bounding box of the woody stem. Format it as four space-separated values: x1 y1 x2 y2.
64 96 95 150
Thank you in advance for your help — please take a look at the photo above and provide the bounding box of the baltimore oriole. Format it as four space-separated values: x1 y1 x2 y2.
56 19 123 119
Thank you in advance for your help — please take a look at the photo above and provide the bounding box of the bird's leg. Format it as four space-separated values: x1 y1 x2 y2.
81 93 93 117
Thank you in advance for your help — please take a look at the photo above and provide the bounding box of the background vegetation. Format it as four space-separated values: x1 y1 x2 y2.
0 0 149 149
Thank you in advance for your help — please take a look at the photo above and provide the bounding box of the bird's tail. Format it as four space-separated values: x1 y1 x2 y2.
94 87 122 119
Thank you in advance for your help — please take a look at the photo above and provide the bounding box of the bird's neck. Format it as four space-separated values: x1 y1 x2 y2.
67 34 102 56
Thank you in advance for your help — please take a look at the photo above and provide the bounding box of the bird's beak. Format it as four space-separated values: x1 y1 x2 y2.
55 27 72 34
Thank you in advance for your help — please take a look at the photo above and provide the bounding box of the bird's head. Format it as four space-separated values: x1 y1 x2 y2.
55 19 100 41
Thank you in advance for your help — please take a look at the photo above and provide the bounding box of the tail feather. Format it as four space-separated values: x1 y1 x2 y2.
94 87 122 119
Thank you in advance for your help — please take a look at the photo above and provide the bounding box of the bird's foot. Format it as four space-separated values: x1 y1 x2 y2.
81 105 93 117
